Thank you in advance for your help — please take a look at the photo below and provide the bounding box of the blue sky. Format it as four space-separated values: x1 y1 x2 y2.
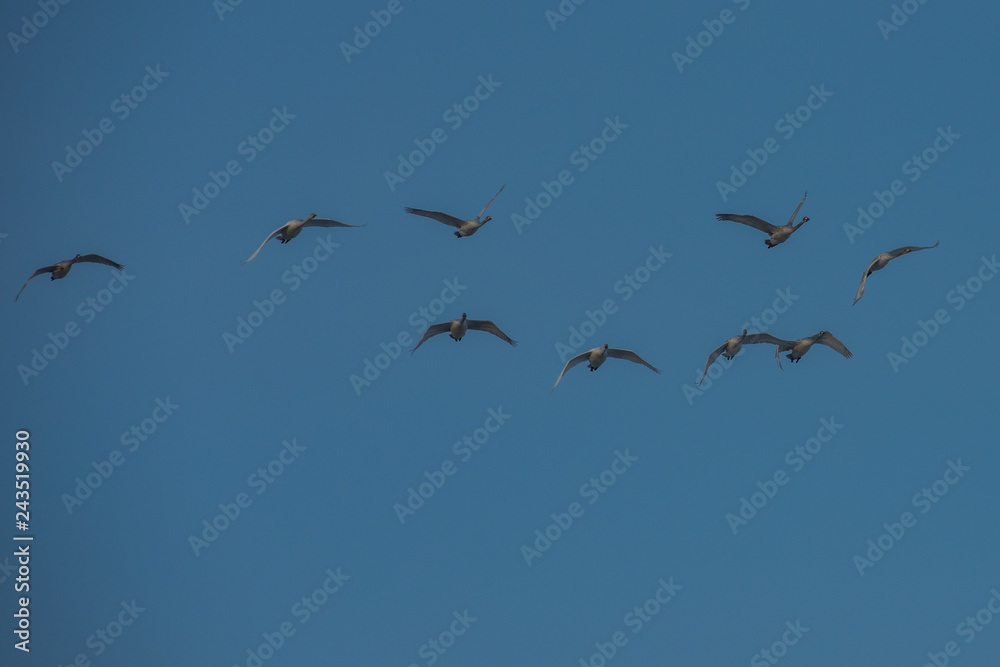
2 1 999 665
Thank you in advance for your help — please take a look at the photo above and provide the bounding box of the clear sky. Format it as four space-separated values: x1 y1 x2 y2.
2 1 999 665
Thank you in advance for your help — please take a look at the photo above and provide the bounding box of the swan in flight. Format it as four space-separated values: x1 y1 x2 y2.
853 242 939 305
405 185 504 238
698 330 791 385
716 191 809 248
411 313 517 353
551 344 660 393
16 254 125 301
771 331 853 369
243 214 364 264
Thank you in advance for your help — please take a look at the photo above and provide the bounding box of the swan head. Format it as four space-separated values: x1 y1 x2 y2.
306 213 318 221
73 254 82 259
481 215 492 224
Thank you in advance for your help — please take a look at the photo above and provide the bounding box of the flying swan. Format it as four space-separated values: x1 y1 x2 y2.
16 254 125 301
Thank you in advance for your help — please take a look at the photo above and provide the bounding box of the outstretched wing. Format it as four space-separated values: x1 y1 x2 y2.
853 256 882 305
785 190 807 226
303 218 366 228
607 348 660 374
550 351 592 393
715 214 779 235
699 342 729 387
814 331 853 359
404 207 464 228
410 322 454 354
467 319 517 347
885 241 940 259
14 266 56 301
76 254 125 271
744 333 796 350
475 185 505 220
242 225 287 265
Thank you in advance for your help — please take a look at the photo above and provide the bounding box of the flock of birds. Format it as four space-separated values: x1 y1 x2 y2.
14 189 938 392
697 191 937 386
